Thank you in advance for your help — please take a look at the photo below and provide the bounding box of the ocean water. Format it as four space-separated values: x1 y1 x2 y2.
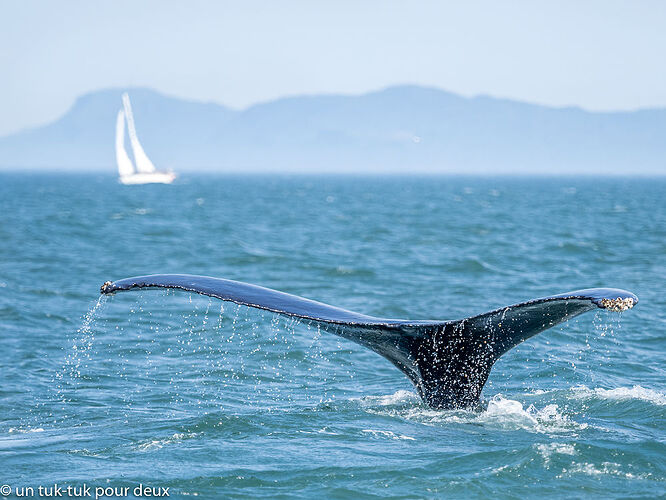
1 173 664 499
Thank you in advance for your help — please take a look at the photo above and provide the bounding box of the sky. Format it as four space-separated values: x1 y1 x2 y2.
1 0 665 136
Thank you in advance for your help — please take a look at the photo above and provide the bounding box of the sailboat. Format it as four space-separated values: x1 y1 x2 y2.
115 92 176 185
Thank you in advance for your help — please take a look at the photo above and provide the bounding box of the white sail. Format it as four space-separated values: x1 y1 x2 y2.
115 110 135 177
122 92 157 173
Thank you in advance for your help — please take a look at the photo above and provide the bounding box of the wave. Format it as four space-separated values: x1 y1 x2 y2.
557 462 652 480
445 395 587 434
7 427 45 434
361 429 416 441
571 385 666 406
358 390 419 407
535 442 576 465
135 432 199 452
358 391 587 434
354 385 665 438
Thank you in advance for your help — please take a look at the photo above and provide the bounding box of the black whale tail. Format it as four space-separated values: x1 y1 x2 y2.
100 275 637 409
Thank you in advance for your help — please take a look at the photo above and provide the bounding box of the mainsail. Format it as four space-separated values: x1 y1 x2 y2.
115 110 135 177
121 93 157 174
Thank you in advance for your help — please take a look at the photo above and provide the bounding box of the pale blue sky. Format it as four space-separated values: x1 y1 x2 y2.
1 0 665 136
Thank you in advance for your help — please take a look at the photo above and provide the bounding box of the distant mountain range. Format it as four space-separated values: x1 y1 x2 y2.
0 85 664 174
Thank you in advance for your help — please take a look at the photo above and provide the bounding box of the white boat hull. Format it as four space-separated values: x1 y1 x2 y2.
119 171 176 185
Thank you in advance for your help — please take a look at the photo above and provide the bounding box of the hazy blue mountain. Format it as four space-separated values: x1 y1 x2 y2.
0 85 664 174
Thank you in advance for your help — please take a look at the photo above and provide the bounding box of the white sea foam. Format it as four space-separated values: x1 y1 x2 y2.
135 432 195 451
297 427 340 436
459 396 585 434
8 427 45 434
361 393 586 434
359 390 420 407
361 429 415 441
557 462 651 480
535 442 576 464
571 385 666 406
360 385 665 435
524 389 551 396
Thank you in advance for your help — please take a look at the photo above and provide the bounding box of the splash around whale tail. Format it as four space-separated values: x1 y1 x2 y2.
100 274 637 409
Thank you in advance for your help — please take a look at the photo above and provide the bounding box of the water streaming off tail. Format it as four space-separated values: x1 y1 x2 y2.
55 290 359 420
54 295 107 395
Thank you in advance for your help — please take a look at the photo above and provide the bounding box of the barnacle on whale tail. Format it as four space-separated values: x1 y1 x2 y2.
599 297 635 312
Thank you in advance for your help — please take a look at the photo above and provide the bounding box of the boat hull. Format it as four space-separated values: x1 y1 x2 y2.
119 172 176 185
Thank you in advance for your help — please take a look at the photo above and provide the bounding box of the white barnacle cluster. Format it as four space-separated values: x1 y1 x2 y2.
599 297 635 312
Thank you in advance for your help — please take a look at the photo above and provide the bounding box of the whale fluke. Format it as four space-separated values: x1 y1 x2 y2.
100 274 637 409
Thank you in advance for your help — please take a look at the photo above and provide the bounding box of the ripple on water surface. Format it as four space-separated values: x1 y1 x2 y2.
1 175 664 498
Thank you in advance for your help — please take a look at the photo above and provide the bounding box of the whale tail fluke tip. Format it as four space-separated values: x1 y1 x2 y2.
598 296 636 311
100 281 114 294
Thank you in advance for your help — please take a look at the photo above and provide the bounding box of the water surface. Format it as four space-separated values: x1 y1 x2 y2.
1 174 664 498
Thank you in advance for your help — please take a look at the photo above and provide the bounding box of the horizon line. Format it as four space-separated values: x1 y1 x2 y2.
2 168 665 178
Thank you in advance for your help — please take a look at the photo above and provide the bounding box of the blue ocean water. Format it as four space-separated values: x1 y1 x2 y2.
1 173 664 499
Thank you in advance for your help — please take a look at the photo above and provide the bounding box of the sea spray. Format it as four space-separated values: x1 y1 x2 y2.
80 291 350 411
55 295 108 397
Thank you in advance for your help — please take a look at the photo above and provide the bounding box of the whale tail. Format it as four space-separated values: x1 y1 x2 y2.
100 274 637 409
